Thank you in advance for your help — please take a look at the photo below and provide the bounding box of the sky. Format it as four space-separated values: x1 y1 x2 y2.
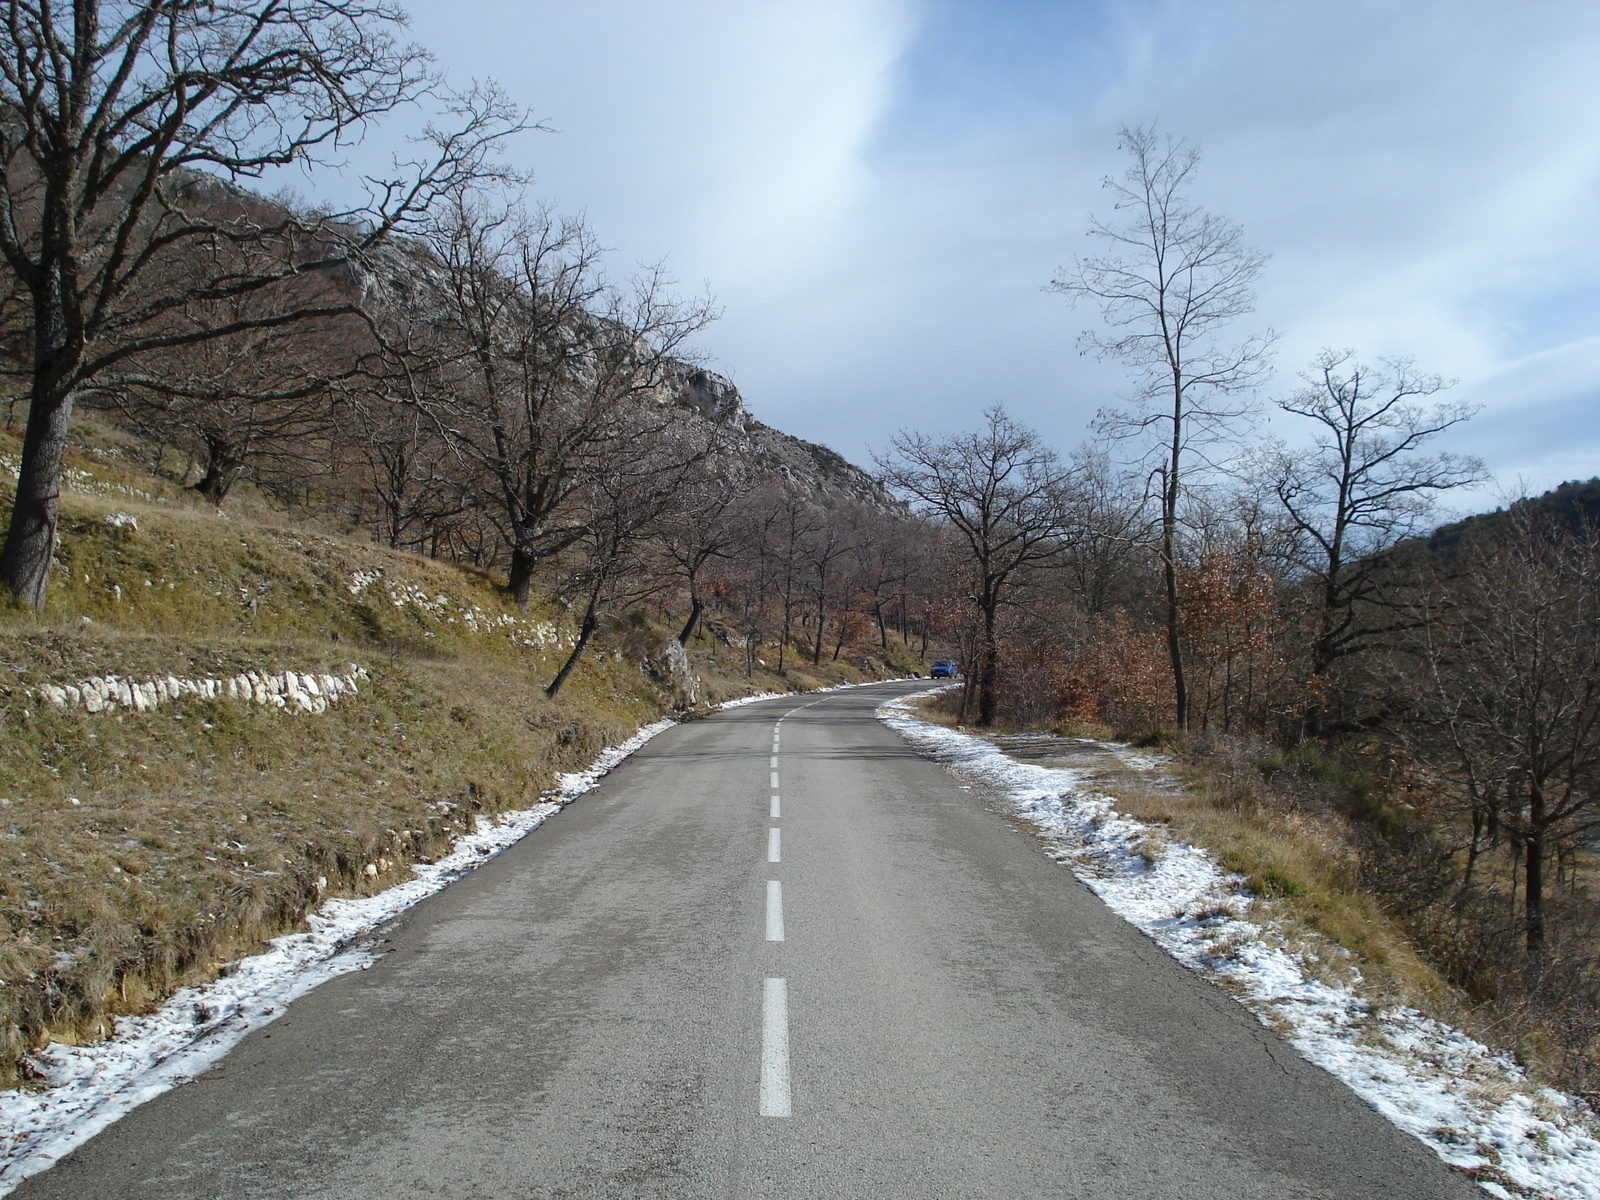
316 0 1600 513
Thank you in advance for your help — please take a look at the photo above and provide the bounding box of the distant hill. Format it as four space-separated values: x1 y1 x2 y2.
1425 478 1600 554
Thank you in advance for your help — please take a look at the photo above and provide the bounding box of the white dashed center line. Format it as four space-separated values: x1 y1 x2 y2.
762 720 792 1116
766 880 784 941
760 978 791 1117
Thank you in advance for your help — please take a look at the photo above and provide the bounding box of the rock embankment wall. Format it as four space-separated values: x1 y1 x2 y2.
32 666 369 715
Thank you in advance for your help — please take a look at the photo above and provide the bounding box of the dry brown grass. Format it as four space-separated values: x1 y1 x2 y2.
0 433 914 1084
911 690 1468 1024
1100 762 1461 1013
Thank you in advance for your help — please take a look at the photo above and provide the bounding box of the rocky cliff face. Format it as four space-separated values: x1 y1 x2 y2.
654 365 890 507
349 236 892 510
666 366 749 430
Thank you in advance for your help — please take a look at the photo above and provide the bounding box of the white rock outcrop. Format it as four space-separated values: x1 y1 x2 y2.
664 637 700 706
31 665 369 716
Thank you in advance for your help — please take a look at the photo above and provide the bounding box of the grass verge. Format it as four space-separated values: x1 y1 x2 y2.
0 434 920 1084
917 689 1600 1105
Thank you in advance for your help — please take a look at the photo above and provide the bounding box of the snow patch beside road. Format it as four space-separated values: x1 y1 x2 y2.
0 677 911 1191
0 717 674 1192
878 692 1600 1200
0 681 915 1190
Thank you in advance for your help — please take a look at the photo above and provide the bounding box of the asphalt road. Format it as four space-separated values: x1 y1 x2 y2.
14 680 1480 1199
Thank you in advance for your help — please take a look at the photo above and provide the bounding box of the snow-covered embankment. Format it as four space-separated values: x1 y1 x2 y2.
877 691 1600 1200
0 719 674 1192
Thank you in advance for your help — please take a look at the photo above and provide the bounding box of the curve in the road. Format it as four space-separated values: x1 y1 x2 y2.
11 682 1481 1199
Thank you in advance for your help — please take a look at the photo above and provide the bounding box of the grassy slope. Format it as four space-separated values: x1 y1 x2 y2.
930 697 1600 1101
0 433 923 1083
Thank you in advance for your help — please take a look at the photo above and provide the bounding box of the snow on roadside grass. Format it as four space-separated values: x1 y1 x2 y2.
878 692 1600 1200
0 676 909 1190
0 716 676 1193
715 690 787 709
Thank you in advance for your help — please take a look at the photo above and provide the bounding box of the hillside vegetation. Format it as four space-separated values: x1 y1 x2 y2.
0 430 921 1084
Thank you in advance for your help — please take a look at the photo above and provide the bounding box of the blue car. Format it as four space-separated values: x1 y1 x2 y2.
930 659 958 678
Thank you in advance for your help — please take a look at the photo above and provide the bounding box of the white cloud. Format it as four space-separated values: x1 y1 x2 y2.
1458 336 1600 415
354 1 1600 501
401 0 914 282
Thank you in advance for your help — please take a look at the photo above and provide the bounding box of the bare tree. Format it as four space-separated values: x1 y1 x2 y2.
875 406 1065 726
657 472 741 644
800 501 863 666
421 196 715 610
0 0 525 606
543 415 715 698
713 476 790 676
763 484 824 673
1272 349 1483 715
94 269 367 505
336 327 472 550
1393 510 1600 957
1050 125 1274 728
850 507 921 648
1056 446 1155 617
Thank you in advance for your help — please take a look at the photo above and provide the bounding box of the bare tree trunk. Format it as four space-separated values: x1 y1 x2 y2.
192 437 247 506
1460 806 1486 902
387 499 405 549
508 547 536 613
778 591 792 672
677 588 703 645
977 602 1000 727
0 384 72 609
545 602 600 699
1525 790 1546 959
1162 392 1188 731
1 296 80 607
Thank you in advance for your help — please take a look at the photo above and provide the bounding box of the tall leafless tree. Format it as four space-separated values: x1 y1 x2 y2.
93 269 367 505
712 475 799 676
0 0 525 606
1050 125 1274 729
336 322 472 550
420 196 715 611
1393 510 1600 958
763 484 823 673
849 507 921 649
801 501 863 667
543 414 716 698
1055 446 1155 617
657 471 741 644
1271 349 1482 719
876 406 1065 726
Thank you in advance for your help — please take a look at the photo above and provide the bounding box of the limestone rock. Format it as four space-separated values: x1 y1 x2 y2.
664 637 700 707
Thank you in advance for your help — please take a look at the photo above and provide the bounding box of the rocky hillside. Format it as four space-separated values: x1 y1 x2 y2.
0 429 922 1085
348 225 893 511
664 367 894 506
